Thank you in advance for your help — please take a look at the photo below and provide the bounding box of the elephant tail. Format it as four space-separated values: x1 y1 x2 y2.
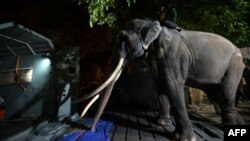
239 47 250 60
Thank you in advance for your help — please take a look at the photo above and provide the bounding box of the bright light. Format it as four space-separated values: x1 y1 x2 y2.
41 58 51 67
19 69 33 83
26 69 33 82
35 58 51 76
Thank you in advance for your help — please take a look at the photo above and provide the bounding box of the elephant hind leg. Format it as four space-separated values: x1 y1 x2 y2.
221 53 245 125
203 88 222 115
236 111 245 124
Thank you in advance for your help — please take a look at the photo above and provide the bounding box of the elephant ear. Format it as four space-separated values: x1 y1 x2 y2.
140 20 162 50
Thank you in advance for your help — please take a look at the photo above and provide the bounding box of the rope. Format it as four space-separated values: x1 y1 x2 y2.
15 55 27 92
15 55 20 82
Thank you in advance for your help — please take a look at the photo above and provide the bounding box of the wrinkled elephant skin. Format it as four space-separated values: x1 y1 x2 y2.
112 19 245 141
87 19 245 141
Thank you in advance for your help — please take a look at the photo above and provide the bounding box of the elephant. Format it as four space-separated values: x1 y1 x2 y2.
74 19 245 141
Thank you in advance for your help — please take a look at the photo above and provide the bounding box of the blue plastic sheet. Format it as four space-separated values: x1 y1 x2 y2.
59 118 113 141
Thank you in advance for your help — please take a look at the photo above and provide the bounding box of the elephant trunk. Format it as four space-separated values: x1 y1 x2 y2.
75 57 124 131
91 65 123 131
91 74 116 131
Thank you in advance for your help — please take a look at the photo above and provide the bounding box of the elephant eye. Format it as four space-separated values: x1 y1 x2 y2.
125 42 134 53
125 43 132 52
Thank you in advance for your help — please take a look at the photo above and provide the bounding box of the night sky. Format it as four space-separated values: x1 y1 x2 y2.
0 0 113 92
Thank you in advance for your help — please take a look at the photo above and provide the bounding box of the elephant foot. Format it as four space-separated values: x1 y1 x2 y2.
157 116 172 126
173 131 197 141
222 108 245 125
236 112 245 124
223 110 245 125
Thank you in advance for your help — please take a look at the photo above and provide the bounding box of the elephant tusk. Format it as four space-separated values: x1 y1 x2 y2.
90 60 124 131
91 78 116 131
115 69 122 81
72 57 125 104
80 69 123 118
80 94 100 118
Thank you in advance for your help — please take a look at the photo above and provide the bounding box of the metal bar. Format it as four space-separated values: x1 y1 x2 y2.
0 68 33 85
5 45 16 57
0 67 33 73
0 22 14 29
17 24 54 50
0 33 36 55
30 42 49 48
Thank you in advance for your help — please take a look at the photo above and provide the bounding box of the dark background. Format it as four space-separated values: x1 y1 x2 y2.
0 0 249 115
0 0 114 94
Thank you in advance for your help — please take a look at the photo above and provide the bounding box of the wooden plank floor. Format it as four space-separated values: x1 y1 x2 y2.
0 110 224 141
103 110 223 141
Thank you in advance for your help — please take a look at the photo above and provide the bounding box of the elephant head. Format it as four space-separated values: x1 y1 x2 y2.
117 19 162 59
73 19 162 131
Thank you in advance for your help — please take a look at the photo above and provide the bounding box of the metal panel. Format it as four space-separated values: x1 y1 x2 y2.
0 68 33 85
0 22 54 58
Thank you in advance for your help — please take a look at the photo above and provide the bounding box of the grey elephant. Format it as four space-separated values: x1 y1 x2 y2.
74 19 245 141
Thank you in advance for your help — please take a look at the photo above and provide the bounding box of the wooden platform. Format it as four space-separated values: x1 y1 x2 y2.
103 110 223 141
0 110 224 141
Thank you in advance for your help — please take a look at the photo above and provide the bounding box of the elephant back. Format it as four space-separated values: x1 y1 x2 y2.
239 47 250 60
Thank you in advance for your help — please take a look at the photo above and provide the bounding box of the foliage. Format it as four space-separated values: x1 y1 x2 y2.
175 0 250 44
73 0 249 44
72 0 136 27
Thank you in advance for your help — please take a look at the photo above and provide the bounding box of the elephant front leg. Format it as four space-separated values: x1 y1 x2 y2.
166 81 196 141
148 55 172 126
157 94 172 126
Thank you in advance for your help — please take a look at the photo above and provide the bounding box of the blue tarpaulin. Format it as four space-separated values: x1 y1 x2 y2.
59 118 113 141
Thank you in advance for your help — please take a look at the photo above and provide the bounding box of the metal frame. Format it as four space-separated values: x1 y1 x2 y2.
0 22 54 57
0 34 36 55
